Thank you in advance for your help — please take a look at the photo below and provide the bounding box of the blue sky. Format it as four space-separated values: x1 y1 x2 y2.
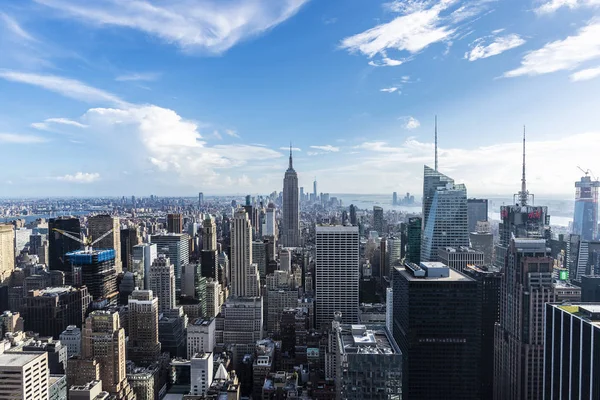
1 0 599 197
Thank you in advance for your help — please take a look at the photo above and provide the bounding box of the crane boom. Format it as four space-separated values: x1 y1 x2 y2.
90 228 114 246
53 228 85 245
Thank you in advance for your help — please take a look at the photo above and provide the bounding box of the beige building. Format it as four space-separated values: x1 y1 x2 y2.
206 278 223 318
88 215 122 274
82 310 135 400
69 380 109 400
150 255 176 313
0 224 15 285
0 351 49 399
128 290 161 365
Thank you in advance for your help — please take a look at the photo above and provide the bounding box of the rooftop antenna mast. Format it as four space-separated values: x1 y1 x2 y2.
515 125 532 206
434 115 438 172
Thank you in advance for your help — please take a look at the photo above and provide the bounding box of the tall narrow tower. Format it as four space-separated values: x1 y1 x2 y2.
282 146 300 247
573 170 600 241
434 115 438 172
231 209 259 297
88 215 122 274
517 126 529 206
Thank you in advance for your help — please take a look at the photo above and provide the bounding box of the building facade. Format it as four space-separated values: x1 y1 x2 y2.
150 255 176 313
88 214 122 274
128 290 161 366
282 148 300 248
467 198 488 233
573 174 599 241
0 224 15 285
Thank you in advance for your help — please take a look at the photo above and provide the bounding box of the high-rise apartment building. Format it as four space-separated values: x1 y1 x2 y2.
0 224 15 285
150 233 189 291
467 198 488 233
67 249 118 302
0 352 48 400
315 226 360 328
187 318 216 359
167 213 183 234
23 286 91 338
392 262 481 400
421 166 469 262
373 206 384 234
282 147 300 248
82 310 135 399
544 303 600 399
150 255 176 313
494 238 554 400
88 214 122 274
48 217 81 283
573 173 600 241
230 209 260 297
128 290 161 366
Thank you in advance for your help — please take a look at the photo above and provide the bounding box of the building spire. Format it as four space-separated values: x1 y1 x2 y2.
434 115 438 171
289 142 293 169
518 125 529 206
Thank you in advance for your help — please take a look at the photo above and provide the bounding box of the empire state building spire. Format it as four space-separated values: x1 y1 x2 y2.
289 143 293 170
283 143 299 247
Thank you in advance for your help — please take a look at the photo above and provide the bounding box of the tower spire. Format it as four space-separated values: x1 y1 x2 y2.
434 115 438 171
289 142 293 169
518 125 529 206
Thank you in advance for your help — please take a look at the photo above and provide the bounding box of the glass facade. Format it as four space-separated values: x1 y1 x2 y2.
573 175 599 241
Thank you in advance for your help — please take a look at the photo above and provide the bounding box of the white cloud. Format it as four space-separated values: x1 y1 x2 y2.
310 145 340 152
465 33 526 61
34 0 309 55
0 133 48 143
56 172 100 183
535 0 600 14
115 72 161 82
380 87 399 93
31 117 88 131
369 55 405 67
280 147 302 151
505 21 600 78
403 116 421 129
224 129 241 138
0 13 36 42
570 66 600 81
0 70 126 105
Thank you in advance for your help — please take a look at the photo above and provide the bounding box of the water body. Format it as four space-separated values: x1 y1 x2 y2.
2 211 91 224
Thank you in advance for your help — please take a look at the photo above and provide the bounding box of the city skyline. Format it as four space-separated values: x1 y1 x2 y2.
1 1 600 197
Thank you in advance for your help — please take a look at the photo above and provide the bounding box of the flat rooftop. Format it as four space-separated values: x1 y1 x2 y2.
338 324 400 356
0 352 44 368
396 265 474 282
556 304 600 327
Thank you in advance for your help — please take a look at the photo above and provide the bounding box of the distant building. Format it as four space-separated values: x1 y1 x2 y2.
150 255 176 313
150 233 189 291
406 217 421 264
128 290 161 366
0 352 48 400
467 198 488 233
469 231 494 265
67 249 118 303
0 224 15 285
167 213 183 234
48 217 81 283
159 307 187 358
438 246 485 273
132 243 157 290
230 209 260 297
573 173 600 241
60 325 81 357
282 148 300 248
88 214 122 274
373 206 384 234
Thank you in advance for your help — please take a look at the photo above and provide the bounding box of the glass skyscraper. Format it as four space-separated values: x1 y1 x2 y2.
421 166 469 262
573 174 599 241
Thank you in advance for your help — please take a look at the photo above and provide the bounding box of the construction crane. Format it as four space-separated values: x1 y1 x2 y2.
577 166 598 181
53 228 114 252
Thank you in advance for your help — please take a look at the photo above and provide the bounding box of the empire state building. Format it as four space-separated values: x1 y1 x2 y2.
282 146 300 247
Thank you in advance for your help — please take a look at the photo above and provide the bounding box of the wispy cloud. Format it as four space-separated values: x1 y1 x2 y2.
401 116 421 129
310 145 340 152
570 66 600 81
465 33 525 61
115 72 161 82
224 129 240 138
0 133 48 144
535 0 600 14
504 21 600 78
0 70 126 105
33 0 309 55
323 17 338 25
0 12 36 42
279 147 302 151
380 87 399 93
31 117 88 131
56 172 100 183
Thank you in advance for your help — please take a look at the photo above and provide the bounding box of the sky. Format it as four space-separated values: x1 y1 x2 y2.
1 0 599 198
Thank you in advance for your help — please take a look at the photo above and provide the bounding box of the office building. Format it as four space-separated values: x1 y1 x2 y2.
386 237 402 280
252 241 267 277
421 166 469 262
263 203 277 237
373 206 384 234
158 307 187 358
406 217 421 264
128 290 161 366
68 380 108 400
392 262 481 400
23 286 91 338
230 209 260 297
191 352 214 396
82 310 135 399
216 296 263 366
544 303 600 399
67 249 118 303
150 255 176 313
573 173 600 241
328 322 402 399
167 213 183 234
582 275 600 301
469 230 494 265
0 352 48 400
120 225 140 271
127 364 158 400
150 233 189 291
88 215 122 274
266 271 298 335
282 147 300 248
187 317 216 358
438 246 484 273
467 198 488 233
206 278 223 318
0 224 15 285
48 217 81 283
0 310 24 335
49 374 67 400
494 238 554 400
463 265 501 400
198 192 204 206
315 226 360 328
132 243 157 290
60 325 81 357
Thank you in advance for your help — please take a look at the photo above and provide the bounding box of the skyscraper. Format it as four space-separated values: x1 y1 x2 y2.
373 206 384 234
313 178 318 202
128 290 161 366
82 310 135 399
230 209 260 297
421 165 468 262
392 262 481 400
67 249 118 303
198 192 204 206
201 216 218 279
315 226 360 328
167 213 183 234
0 224 15 286
494 238 554 400
282 146 300 248
150 255 176 313
573 172 599 241
150 233 189 291
48 216 81 283
88 214 122 274
467 198 488 233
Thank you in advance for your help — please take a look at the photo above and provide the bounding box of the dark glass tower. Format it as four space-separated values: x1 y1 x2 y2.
573 173 599 241
67 249 118 303
406 217 421 264
48 216 81 284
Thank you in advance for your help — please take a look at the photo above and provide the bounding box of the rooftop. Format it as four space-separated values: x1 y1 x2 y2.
0 352 45 368
337 324 400 356
398 263 474 282
555 303 600 327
